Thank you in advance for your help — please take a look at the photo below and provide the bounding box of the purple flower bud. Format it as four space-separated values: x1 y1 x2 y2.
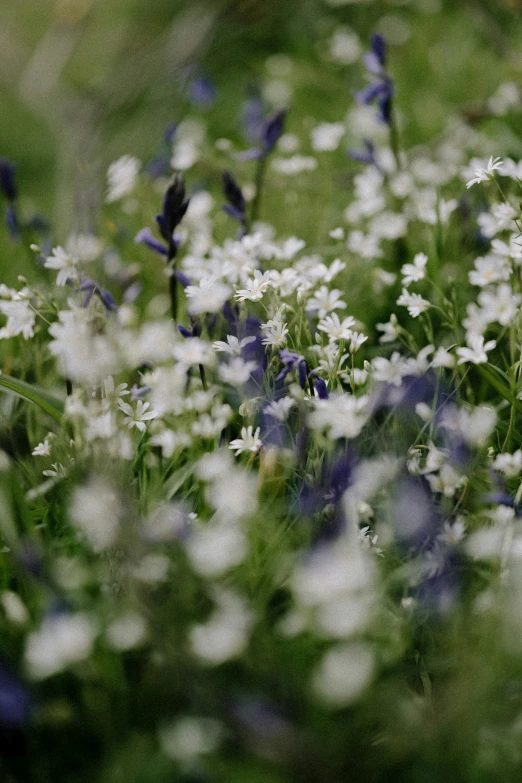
297 359 308 390
222 170 246 221
177 324 193 339
0 160 17 202
135 227 168 256
348 139 377 165
4 205 19 240
371 34 387 67
188 75 216 108
314 377 329 399
261 109 286 154
157 175 190 254
0 662 31 726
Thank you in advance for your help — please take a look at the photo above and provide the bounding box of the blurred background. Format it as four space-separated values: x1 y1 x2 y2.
1 0 522 235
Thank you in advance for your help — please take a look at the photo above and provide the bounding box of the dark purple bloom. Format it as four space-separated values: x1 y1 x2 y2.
0 662 30 727
222 170 246 227
261 109 286 154
156 175 189 254
188 75 216 108
356 34 394 126
5 205 20 240
0 160 17 202
178 324 193 339
80 276 117 312
314 377 329 400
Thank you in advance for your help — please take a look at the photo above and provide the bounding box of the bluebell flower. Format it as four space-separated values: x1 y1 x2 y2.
0 159 17 202
356 34 394 126
79 276 118 312
135 227 168 256
222 170 247 233
261 109 286 154
314 377 329 400
187 75 216 108
276 348 307 390
348 139 380 169
156 175 190 256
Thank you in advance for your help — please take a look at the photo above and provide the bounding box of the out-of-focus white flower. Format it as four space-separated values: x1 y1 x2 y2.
44 247 80 286
235 271 273 302
309 393 368 440
329 27 361 64
312 642 374 707
493 450 522 478
185 276 232 315
218 357 257 386
69 475 122 551
106 155 140 202
106 613 147 651
307 286 347 318
25 613 97 679
371 352 409 386
189 590 252 666
264 397 295 421
311 122 346 152
159 717 222 762
186 522 246 577
376 314 399 343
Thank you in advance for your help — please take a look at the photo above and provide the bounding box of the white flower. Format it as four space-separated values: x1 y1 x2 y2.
401 253 428 286
271 155 318 175
329 27 361 65
311 122 346 152
317 313 356 342
426 463 467 497
431 346 456 368
189 590 251 666
349 331 368 353
308 393 368 440
212 335 256 355
469 254 511 287
0 299 36 340
25 613 97 679
218 358 257 386
465 156 504 188
261 315 289 346
437 519 466 546
173 338 216 368
106 613 147 651
477 284 522 327
371 352 409 386
347 230 383 260
457 335 496 365
69 476 122 551
229 426 263 455
159 717 221 762
396 288 431 318
118 400 158 432
376 314 399 343
32 439 52 457
186 523 246 577
307 286 347 318
493 450 522 478
102 375 129 408
44 246 80 286
106 155 140 203
235 270 273 302
312 642 374 708
264 397 295 421
185 276 232 315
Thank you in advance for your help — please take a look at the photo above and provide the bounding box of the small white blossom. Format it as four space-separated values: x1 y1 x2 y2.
229 426 263 455
317 313 356 342
106 155 140 202
235 270 273 302
212 335 256 355
118 400 158 432
465 156 504 188
397 288 431 318
44 246 80 286
307 286 347 318
401 253 428 286
457 335 496 365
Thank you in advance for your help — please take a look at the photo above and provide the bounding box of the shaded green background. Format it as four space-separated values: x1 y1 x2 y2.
1 0 522 234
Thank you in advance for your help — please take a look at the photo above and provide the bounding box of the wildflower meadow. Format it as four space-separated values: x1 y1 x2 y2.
3 0 522 780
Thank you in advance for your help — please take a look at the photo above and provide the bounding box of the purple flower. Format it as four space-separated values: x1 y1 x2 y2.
135 227 168 257
241 87 265 143
187 75 216 108
356 34 394 126
314 377 329 400
0 160 17 202
0 662 30 726
222 170 247 232
79 276 117 312
276 348 307 390
261 109 286 154
156 175 190 256
348 139 378 166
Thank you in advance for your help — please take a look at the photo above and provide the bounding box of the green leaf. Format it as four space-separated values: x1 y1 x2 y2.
477 364 522 414
164 462 194 499
0 374 64 424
